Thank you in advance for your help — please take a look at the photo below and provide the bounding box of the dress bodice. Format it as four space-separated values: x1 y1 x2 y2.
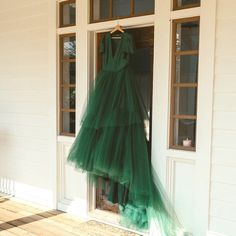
100 32 134 72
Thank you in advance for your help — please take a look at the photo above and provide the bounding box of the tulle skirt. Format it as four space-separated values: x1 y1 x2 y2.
68 66 183 235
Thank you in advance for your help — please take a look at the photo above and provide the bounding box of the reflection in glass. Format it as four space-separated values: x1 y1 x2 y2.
93 0 109 21
175 88 197 115
174 119 196 147
176 21 199 51
63 87 76 109
62 36 76 59
177 0 200 8
62 62 76 84
61 2 76 26
62 112 75 134
134 0 154 14
113 0 131 17
176 55 198 83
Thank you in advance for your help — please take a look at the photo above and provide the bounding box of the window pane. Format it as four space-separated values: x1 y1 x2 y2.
174 119 196 147
60 1 76 27
176 21 199 51
62 112 75 134
175 88 197 115
62 62 76 84
176 55 198 83
93 0 109 21
134 0 154 14
176 0 200 8
62 87 76 109
62 36 76 59
113 0 131 17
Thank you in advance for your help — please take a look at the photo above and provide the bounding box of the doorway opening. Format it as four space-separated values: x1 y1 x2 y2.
93 26 154 216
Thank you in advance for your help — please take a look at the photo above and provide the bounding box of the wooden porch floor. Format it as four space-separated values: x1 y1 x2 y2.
0 195 139 236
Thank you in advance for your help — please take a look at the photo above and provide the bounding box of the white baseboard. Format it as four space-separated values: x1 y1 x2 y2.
207 231 227 236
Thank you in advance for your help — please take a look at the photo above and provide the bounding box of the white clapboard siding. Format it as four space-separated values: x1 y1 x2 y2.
210 217 236 236
210 0 236 235
0 0 55 207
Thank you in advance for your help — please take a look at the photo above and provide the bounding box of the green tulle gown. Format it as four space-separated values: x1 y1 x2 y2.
68 32 183 236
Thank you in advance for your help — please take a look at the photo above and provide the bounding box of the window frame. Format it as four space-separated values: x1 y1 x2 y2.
169 16 200 151
59 0 76 28
173 0 200 11
90 0 154 23
59 33 76 137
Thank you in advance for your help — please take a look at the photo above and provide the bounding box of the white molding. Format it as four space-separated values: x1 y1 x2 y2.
48 0 58 209
207 231 227 236
193 0 217 235
57 26 77 35
57 135 75 143
87 15 155 32
166 157 195 202
170 7 201 19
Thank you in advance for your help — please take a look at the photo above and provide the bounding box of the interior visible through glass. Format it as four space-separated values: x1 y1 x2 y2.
62 62 76 84
175 87 197 115
176 55 198 83
93 0 109 21
113 0 131 17
62 112 75 134
177 0 200 7
61 2 76 26
63 88 76 109
91 0 154 22
63 36 76 59
134 0 154 14
174 119 196 147
176 21 199 51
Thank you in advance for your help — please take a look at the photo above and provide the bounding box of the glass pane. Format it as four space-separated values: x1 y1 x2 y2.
134 0 154 14
176 55 198 83
63 87 76 109
93 0 109 21
174 119 196 147
177 0 200 8
176 21 199 51
61 2 76 26
175 87 197 115
62 36 76 59
62 62 76 84
62 112 75 134
113 0 131 17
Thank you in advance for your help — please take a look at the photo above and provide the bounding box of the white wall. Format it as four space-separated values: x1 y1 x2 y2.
209 0 236 235
0 0 56 207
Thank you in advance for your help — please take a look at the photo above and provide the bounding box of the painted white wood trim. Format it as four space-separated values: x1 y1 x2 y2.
207 231 227 236
57 135 75 143
170 7 201 19
57 26 77 35
48 0 58 209
87 15 155 32
166 157 195 202
193 0 217 235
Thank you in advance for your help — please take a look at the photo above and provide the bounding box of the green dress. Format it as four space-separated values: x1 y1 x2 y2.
68 32 182 235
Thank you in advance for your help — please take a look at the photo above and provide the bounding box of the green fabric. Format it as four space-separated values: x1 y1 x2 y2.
68 32 183 235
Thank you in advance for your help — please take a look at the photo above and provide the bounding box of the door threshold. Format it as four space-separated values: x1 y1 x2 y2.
88 209 149 236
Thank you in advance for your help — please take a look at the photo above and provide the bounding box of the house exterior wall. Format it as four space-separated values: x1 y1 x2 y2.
0 0 57 207
0 0 235 235
209 0 236 236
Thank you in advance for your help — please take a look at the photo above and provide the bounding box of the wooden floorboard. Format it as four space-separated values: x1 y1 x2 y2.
0 195 85 236
0 195 140 236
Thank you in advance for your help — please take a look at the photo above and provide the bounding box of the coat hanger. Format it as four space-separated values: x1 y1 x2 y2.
110 21 124 34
